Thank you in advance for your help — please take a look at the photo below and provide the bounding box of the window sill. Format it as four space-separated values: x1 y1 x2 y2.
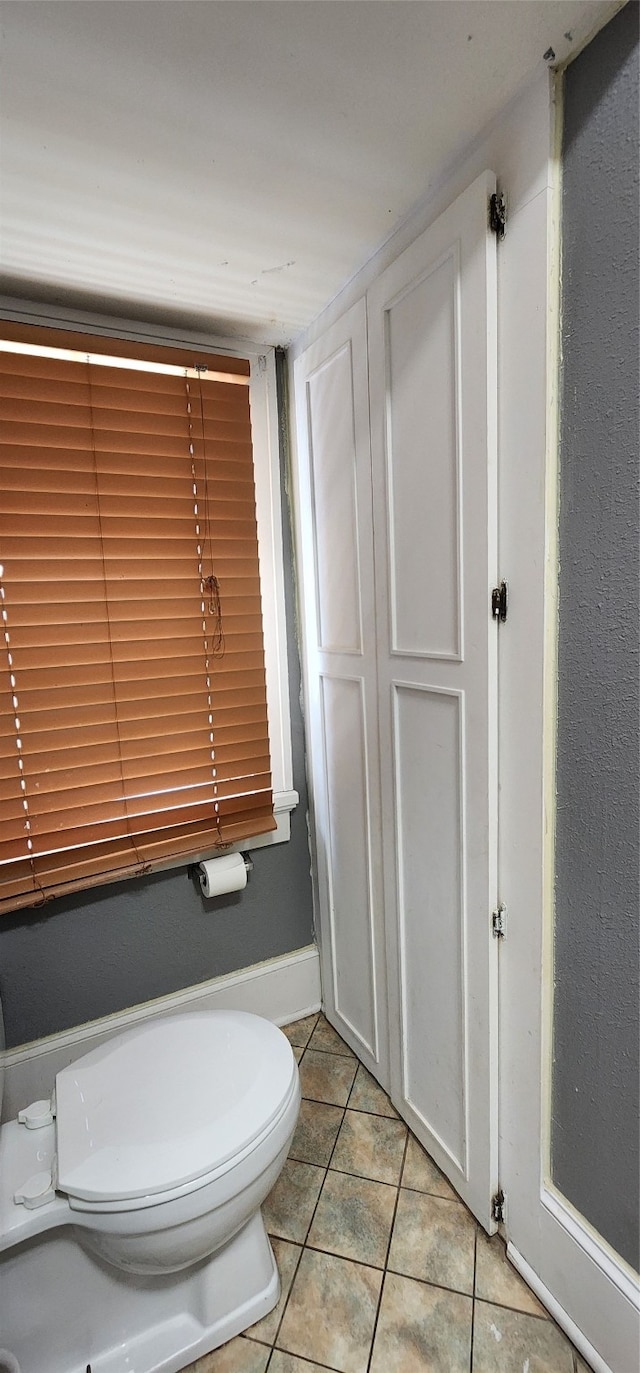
151 790 300 883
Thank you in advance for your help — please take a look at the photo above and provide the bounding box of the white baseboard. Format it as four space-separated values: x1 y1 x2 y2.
541 1185 640 1315
1 944 321 1122
507 1242 624 1373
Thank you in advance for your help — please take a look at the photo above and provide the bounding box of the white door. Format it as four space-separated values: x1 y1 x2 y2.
293 301 389 1081
367 171 500 1229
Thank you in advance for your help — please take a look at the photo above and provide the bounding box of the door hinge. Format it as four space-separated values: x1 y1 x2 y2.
492 904 507 938
489 191 507 240
491 1189 506 1224
491 580 508 622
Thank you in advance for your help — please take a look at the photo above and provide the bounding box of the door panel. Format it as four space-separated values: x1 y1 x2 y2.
320 673 377 1054
368 171 499 1229
293 302 388 1078
394 683 466 1168
307 349 363 655
385 249 461 658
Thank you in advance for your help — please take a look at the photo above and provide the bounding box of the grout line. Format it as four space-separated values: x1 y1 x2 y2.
364 1126 410 1373
267 1233 481 1293
300 1092 381 1111
323 1162 404 1187
323 1164 399 1189
470 1223 478 1372
474 1293 557 1323
394 1180 465 1206
321 1098 347 1171
308 1045 356 1061
384 1266 476 1303
301 1160 329 1246
303 1239 390 1275
300 1098 349 1243
260 1234 306 1359
265 1345 344 1373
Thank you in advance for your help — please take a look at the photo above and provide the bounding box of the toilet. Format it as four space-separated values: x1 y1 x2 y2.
0 1008 301 1373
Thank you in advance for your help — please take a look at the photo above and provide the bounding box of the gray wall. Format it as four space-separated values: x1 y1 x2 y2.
552 1 639 1271
0 352 314 1048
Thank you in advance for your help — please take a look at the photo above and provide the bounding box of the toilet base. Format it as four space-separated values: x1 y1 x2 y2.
0 1210 279 1373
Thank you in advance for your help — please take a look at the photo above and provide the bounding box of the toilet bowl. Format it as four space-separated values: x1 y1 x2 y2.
0 1009 301 1373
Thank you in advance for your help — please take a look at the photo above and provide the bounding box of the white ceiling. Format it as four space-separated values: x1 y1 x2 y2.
0 0 618 345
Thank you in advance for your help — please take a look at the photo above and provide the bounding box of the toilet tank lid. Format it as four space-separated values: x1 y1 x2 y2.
55 1010 296 1203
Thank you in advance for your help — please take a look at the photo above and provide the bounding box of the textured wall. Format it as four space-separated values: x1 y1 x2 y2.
552 1 639 1271
0 353 314 1047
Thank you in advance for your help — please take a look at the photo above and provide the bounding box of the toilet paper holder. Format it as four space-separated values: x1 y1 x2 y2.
187 852 253 882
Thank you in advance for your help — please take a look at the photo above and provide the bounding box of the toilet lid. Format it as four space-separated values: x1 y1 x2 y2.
55 1010 296 1204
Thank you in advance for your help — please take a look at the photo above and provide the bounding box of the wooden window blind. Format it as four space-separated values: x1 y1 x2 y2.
0 321 275 915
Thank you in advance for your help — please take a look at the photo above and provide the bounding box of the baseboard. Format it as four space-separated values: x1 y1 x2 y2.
507 1243 620 1373
1 944 321 1122
541 1185 640 1314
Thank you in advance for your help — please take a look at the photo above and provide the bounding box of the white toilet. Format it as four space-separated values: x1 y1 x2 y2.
0 1008 301 1373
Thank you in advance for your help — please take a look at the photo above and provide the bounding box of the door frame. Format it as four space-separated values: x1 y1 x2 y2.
497 91 640 1373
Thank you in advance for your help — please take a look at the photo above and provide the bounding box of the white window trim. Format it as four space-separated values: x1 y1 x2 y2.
0 297 298 857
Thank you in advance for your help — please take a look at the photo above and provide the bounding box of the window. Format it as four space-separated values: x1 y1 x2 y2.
0 319 292 914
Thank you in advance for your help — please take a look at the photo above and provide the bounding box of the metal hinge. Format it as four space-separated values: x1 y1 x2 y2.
491 580 508 622
489 191 507 240
491 1189 506 1224
492 904 507 938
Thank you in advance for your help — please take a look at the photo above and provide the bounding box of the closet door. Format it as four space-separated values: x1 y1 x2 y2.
368 172 499 1228
293 302 388 1082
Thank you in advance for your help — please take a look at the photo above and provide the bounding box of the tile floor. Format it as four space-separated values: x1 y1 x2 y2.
182 1012 590 1373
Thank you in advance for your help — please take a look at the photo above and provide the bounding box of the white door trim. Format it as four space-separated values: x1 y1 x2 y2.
497 80 639 1373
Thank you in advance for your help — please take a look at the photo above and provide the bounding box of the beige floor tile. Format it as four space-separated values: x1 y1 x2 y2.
288 1098 344 1166
292 1045 304 1063
262 1158 325 1243
277 1247 382 1373
299 1049 358 1107
472 1300 575 1371
401 1135 457 1200
186 1335 269 1371
369 1270 473 1373
475 1229 548 1317
269 1352 332 1373
307 1168 397 1267
244 1237 301 1345
331 1109 407 1184
280 1015 319 1049
308 1014 356 1057
348 1063 398 1118
388 1189 476 1295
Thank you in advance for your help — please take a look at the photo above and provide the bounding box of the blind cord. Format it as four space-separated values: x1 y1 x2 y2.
0 566 45 902
186 372 224 844
86 359 147 873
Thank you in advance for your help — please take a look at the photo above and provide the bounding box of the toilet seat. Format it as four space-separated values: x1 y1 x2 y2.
54 1010 297 1211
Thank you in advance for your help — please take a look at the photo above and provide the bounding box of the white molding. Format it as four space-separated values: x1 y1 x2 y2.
1 945 321 1122
541 1185 640 1312
507 1243 615 1373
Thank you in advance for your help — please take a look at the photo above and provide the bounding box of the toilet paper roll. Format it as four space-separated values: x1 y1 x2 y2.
199 852 248 898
